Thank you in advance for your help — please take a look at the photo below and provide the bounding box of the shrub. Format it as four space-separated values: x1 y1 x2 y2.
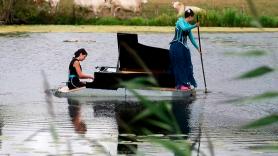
260 16 278 27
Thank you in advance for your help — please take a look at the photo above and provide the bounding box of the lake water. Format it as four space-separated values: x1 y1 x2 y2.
0 32 277 155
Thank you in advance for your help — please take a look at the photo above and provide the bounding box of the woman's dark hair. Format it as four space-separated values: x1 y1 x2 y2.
74 48 88 58
184 9 194 18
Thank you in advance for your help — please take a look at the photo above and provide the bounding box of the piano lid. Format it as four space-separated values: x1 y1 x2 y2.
117 33 171 72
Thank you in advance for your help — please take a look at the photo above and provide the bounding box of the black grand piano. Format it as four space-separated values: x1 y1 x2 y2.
86 33 176 89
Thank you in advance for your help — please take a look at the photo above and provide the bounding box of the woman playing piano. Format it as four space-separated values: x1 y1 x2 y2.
68 48 94 90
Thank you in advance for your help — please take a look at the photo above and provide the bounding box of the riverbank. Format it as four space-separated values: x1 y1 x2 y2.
1 25 278 33
1 1 278 27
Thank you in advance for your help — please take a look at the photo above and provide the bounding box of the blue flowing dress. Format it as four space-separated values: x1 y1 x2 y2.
169 17 199 88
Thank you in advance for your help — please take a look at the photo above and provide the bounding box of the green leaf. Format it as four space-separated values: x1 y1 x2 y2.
250 20 263 28
121 77 157 89
225 50 267 57
251 91 278 100
128 89 182 133
229 91 278 104
245 0 262 28
237 66 274 79
146 119 173 132
243 114 278 129
150 138 191 156
122 77 182 135
50 124 59 143
131 108 153 122
130 90 173 124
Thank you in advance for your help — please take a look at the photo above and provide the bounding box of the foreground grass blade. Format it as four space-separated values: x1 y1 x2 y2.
228 91 278 104
121 77 156 89
130 89 181 132
150 138 191 156
237 66 274 79
145 119 173 132
42 71 59 143
225 50 267 57
243 114 278 129
249 91 278 100
245 0 262 27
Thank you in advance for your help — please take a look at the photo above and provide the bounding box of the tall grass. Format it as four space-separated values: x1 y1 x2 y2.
1 1 277 27
81 10 277 27
198 9 253 27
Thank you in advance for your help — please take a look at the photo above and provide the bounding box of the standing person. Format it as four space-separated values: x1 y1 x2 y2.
169 9 200 91
68 48 94 90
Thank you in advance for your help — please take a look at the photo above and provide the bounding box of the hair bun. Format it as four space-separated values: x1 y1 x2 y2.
184 8 194 18
186 9 192 13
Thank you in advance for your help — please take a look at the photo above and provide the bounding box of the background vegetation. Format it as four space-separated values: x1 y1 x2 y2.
0 0 278 27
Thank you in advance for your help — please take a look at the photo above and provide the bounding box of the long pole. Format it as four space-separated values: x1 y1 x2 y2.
197 16 208 93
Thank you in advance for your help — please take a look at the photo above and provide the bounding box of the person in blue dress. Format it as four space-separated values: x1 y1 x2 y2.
169 9 200 91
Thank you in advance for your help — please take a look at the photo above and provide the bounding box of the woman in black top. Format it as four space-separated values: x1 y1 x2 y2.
68 48 94 90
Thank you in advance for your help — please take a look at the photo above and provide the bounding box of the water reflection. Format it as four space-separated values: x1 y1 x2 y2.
114 99 194 155
67 98 87 134
115 100 192 135
65 96 196 155
65 98 117 155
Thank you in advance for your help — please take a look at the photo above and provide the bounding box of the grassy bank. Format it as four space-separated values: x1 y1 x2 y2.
1 25 278 34
0 0 278 27
64 10 278 27
152 0 278 16
1 10 277 28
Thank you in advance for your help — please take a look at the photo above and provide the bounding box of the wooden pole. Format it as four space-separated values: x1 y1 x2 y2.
197 16 208 93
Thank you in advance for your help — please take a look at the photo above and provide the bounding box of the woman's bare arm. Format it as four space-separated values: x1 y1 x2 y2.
73 61 94 79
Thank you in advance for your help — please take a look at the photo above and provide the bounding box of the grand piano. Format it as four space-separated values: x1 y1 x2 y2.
86 33 175 89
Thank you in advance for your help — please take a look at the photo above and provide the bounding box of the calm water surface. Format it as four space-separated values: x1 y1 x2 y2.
0 32 277 155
